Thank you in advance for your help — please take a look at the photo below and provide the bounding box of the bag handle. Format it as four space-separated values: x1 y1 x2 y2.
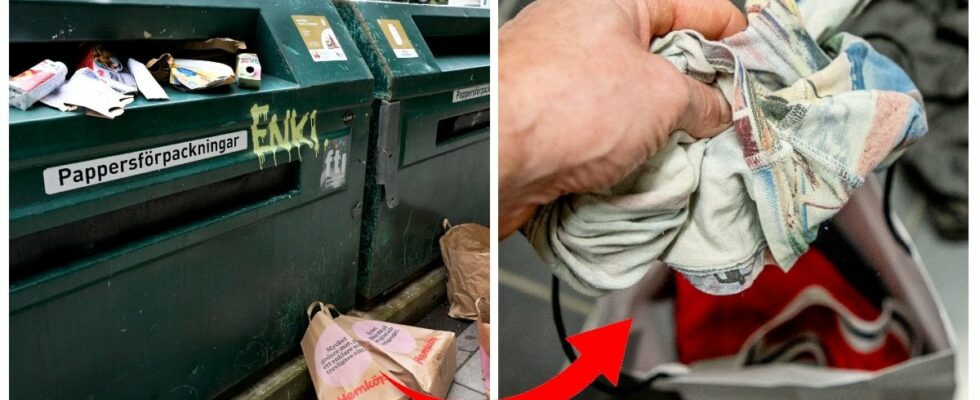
475 297 490 322
306 302 342 322
306 302 325 322
442 218 453 232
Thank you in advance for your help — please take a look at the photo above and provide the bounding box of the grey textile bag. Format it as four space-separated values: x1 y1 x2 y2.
581 181 957 400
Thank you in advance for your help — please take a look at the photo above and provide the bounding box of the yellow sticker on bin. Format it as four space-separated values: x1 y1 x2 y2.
378 19 418 59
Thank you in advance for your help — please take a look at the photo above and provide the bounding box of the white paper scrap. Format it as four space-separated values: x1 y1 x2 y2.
127 58 169 100
39 85 79 112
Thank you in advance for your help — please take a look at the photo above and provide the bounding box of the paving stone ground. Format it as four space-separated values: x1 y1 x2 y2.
416 303 488 399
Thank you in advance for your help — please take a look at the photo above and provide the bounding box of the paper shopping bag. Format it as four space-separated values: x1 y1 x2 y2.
440 219 489 319
301 302 407 400
333 311 456 398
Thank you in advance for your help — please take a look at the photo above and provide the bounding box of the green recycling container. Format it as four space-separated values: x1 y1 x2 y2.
9 0 374 398
334 1 490 304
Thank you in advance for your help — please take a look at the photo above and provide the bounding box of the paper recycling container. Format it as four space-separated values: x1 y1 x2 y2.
334 0 490 304
9 0 375 398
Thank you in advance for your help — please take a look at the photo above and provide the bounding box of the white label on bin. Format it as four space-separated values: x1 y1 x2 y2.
320 136 350 191
452 84 490 103
43 131 248 195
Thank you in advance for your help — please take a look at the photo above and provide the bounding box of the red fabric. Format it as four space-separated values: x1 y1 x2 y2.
674 248 911 370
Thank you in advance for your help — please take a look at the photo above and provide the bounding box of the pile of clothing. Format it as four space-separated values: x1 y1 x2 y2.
525 0 937 383
526 0 928 297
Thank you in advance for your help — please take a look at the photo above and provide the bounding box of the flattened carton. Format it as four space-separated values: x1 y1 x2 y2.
302 303 407 400
335 313 456 398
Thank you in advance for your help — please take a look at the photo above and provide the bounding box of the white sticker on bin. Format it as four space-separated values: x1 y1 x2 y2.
452 84 490 103
43 131 248 195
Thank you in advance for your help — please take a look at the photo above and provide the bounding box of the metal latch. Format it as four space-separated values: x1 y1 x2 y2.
376 100 401 208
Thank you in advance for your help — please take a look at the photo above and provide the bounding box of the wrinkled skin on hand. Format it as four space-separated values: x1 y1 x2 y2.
499 0 747 238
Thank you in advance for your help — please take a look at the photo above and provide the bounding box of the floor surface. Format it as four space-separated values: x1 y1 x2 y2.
417 303 489 399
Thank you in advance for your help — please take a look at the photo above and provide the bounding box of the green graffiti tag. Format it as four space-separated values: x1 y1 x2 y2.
250 104 328 168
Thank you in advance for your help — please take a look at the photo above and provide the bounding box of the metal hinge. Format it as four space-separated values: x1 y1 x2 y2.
376 100 401 208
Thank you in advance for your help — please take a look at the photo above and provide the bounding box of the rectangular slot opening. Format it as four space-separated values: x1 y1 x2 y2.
9 162 300 283
10 3 260 44
436 108 490 145
9 3 260 73
411 15 488 70
7 3 299 125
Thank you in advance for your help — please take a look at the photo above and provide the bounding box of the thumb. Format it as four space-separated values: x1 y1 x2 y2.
674 76 733 138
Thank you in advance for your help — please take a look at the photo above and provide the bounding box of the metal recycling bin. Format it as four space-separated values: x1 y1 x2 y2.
8 0 374 398
334 0 490 304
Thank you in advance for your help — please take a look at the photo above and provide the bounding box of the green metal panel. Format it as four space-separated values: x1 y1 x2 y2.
9 0 375 398
335 1 489 301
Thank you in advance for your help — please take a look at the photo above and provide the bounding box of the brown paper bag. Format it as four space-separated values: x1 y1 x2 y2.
334 312 456 398
439 220 490 319
301 303 407 400
476 297 491 396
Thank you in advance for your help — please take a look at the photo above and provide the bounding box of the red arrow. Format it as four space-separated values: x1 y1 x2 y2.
385 318 632 400
503 319 631 399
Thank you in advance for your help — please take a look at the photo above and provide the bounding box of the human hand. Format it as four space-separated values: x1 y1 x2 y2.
499 0 747 238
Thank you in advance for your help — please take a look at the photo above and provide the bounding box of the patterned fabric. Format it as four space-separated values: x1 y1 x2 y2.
525 0 927 296
842 0 969 240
